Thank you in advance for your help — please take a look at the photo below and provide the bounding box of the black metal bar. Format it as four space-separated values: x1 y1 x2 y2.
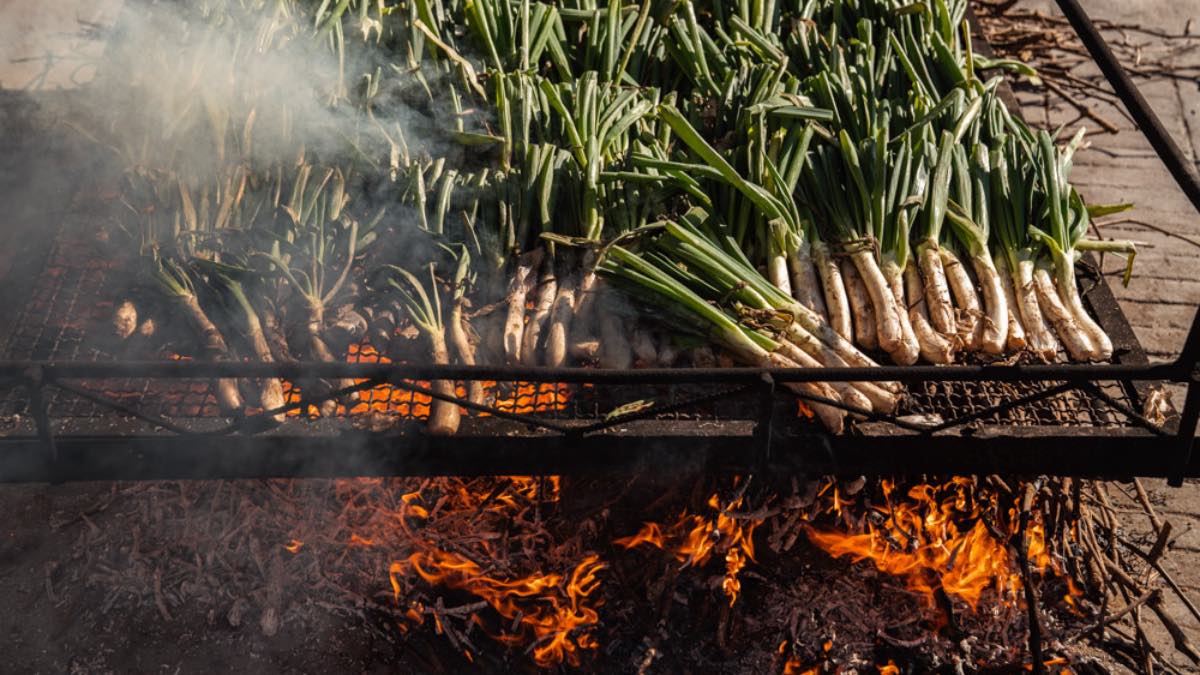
1172 313 1200 484
1075 381 1171 437
24 367 55 463
1170 377 1200 487
755 374 776 468
1052 0 1200 382
1052 0 1200 213
0 360 1184 384
926 382 1079 433
0 427 1186 482
1180 305 1200 376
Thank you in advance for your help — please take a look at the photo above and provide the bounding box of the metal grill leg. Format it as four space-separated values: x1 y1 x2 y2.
1170 377 1200 487
1168 306 1200 487
25 366 57 464
754 374 776 470
1055 0 1200 487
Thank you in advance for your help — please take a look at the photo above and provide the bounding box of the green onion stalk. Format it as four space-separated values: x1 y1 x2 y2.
887 126 955 366
874 135 926 365
215 271 287 424
797 35 915 357
913 94 983 342
989 133 1060 361
993 249 1028 352
257 165 377 414
840 255 877 352
519 161 561 366
1030 129 1122 361
503 247 544 364
937 143 984 352
599 245 849 432
800 124 909 359
536 141 583 367
148 257 244 415
944 130 1008 355
539 73 654 365
517 142 569 367
808 216 853 343
445 244 486 406
382 263 462 436
741 74 834 321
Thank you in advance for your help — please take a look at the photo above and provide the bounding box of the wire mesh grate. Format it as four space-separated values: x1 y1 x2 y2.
0 227 1145 431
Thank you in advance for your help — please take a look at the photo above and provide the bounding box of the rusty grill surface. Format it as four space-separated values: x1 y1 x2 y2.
0 222 1143 433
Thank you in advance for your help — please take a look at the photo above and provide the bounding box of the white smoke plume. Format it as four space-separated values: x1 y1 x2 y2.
2 0 473 194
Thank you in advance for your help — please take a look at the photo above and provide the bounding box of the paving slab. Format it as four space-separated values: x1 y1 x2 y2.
1013 1 1200 669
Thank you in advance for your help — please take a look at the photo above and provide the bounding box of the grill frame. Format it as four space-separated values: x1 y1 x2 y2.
0 0 1197 482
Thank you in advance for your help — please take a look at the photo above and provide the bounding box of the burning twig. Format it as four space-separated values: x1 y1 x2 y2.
1015 483 1045 675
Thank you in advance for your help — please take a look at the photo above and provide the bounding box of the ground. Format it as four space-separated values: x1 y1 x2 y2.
1006 0 1200 669
1 0 1199 673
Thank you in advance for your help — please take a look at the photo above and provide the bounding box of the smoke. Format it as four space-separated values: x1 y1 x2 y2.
52 0 462 186
0 0 496 364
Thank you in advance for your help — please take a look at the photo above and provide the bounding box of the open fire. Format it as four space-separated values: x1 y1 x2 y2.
805 478 1079 612
318 475 608 667
617 480 762 608
4 262 1172 670
288 472 1095 671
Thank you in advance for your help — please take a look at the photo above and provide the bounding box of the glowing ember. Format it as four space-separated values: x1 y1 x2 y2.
617 482 761 606
281 342 572 418
782 659 818 675
283 538 304 554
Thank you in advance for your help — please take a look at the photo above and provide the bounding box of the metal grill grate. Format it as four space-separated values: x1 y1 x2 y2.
0 225 1144 431
900 379 1132 427
0 230 220 419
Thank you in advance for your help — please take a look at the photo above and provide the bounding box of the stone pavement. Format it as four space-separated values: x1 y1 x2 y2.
1016 0 1200 370
1012 1 1200 669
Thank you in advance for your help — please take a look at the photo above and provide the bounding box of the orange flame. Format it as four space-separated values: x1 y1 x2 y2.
617 487 760 606
283 538 304 554
400 550 605 667
1026 657 1072 672
782 661 818 675
362 476 604 667
806 479 1077 612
